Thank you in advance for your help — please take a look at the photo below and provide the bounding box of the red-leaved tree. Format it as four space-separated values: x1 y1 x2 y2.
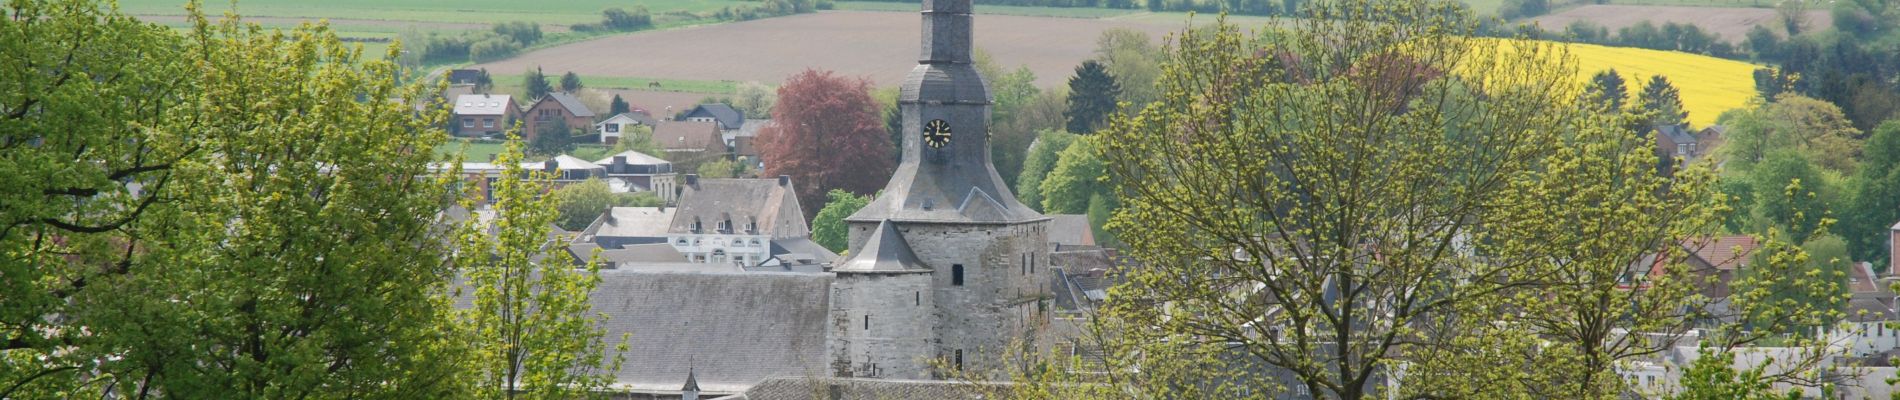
758 69 895 217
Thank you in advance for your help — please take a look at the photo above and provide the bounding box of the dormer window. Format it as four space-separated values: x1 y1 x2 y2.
692 217 703 233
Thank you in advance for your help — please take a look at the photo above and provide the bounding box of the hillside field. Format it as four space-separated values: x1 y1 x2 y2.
1524 5 1832 41
1559 41 1760 127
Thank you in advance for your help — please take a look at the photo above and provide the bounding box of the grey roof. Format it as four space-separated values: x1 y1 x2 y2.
767 237 839 264
591 270 833 392
545 92 596 118
1656 124 1696 145
833 220 927 273
736 119 772 138
453 94 514 116
1047 214 1096 246
684 104 744 130
654 121 722 150
527 155 605 172
720 377 1010 400
597 243 687 265
596 207 676 238
670 178 808 238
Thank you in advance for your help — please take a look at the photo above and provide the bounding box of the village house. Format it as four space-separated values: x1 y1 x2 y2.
594 150 678 202
1653 124 1727 175
679 103 744 130
595 111 658 145
729 119 772 161
566 174 832 271
522 92 595 142
650 120 725 169
1824 261 1900 357
451 94 518 138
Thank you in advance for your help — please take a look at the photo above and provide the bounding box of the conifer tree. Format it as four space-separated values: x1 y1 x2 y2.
1641 74 1689 127
1065 60 1121 134
525 67 553 100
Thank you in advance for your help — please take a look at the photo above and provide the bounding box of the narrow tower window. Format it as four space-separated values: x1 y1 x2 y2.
952 264 964 286
915 291 921 306
954 349 964 370
864 314 871 330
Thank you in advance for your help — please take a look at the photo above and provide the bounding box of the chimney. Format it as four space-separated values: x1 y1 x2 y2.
685 174 699 187
777 175 790 187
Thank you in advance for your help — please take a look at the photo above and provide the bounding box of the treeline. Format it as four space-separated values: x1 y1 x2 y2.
1556 20 1738 58
405 20 549 64
715 0 833 21
848 0 1302 16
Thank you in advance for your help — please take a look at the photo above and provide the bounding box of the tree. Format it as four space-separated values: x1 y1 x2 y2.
973 48 1050 188
530 117 574 155
475 67 495 93
1840 121 1900 265
550 178 618 230
734 81 777 119
695 157 749 178
757 69 895 216
602 6 652 31
525 67 552 100
1039 136 1108 214
1016 130 1077 212
1584 68 1628 111
1750 151 1835 244
811 189 872 252
1094 28 1163 108
609 94 631 116
560 71 583 93
454 138 623 399
1086 4 1841 398
1640 74 1689 127
1065 60 1121 134
3 2 467 396
1718 94 1863 174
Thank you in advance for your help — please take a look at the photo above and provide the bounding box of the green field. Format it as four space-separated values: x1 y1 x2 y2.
833 1 1141 17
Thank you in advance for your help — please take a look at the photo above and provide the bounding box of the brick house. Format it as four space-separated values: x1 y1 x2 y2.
522 92 596 142
650 121 724 171
451 94 518 138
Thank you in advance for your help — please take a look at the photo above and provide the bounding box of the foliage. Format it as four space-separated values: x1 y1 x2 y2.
1748 152 1837 242
560 71 584 93
530 117 576 155
492 20 543 45
601 6 653 31
1584 68 1628 111
525 67 553 101
550 178 615 230
2 1 466 396
475 68 496 93
1039 136 1108 215
1718 94 1863 174
1668 346 1797 400
1640 74 1690 127
453 138 623 399
974 48 1045 188
608 124 662 157
734 81 777 119
1065 60 1121 134
695 156 752 179
1016 130 1077 213
609 94 631 116
811 189 872 252
1841 121 1900 266
757 69 895 216
1093 28 1163 108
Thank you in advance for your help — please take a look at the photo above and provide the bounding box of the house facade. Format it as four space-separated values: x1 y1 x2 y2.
452 94 518 137
522 92 596 142
596 112 657 145
663 175 825 267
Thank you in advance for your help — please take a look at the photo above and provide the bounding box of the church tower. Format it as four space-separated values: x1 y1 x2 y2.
828 0 1051 380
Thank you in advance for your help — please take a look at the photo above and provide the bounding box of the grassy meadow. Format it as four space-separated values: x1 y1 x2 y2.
116 0 759 25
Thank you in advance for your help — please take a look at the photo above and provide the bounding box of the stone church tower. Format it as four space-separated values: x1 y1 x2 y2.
826 0 1052 380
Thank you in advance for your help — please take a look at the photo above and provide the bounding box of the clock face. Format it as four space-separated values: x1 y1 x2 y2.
923 119 952 149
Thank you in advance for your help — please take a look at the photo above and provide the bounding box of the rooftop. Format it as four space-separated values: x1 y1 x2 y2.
453 94 514 116
591 269 832 393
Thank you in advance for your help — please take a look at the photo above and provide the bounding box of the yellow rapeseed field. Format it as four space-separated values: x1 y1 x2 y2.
1535 40 1761 127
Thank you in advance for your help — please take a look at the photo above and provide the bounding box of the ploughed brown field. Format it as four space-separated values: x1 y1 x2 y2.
472 11 1190 90
1525 5 1832 41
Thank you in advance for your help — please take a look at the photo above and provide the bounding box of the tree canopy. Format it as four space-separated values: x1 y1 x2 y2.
1065 60 1121 134
757 69 894 216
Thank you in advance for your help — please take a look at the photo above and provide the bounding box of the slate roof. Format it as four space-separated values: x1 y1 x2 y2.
653 121 723 151
684 104 744 130
453 94 514 116
767 237 838 265
715 377 1010 400
591 270 832 393
1047 214 1096 246
669 178 808 239
545 92 596 118
597 244 688 265
736 119 772 138
1683 235 1760 271
1655 124 1696 145
833 220 927 273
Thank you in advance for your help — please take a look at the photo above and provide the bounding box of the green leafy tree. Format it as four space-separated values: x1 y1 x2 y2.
1842 121 1900 265
550 178 618 230
696 157 748 179
530 118 575 155
610 124 662 157
1584 68 1628 111
1719 94 1863 174
811 189 872 252
1640 74 1690 127
734 81 777 119
1016 129 1077 212
1093 28 1163 108
1065 60 1121 134
973 48 1043 188
4 2 468 396
525 66 552 100
454 138 624 400
560 71 584 93
1750 151 1836 242
609 94 631 116
1039 136 1108 214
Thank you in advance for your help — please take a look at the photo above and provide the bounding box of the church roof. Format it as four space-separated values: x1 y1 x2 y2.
669 178 808 238
591 269 832 393
833 220 928 273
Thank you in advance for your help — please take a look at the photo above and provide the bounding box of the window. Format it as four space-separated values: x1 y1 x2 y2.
954 349 963 370
482 118 495 128
952 264 964 286
718 221 729 232
915 291 920 306
463 118 474 128
1030 254 1035 274
864 314 870 330
605 123 620 133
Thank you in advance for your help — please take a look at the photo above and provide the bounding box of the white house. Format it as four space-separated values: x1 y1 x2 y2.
595 112 654 145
